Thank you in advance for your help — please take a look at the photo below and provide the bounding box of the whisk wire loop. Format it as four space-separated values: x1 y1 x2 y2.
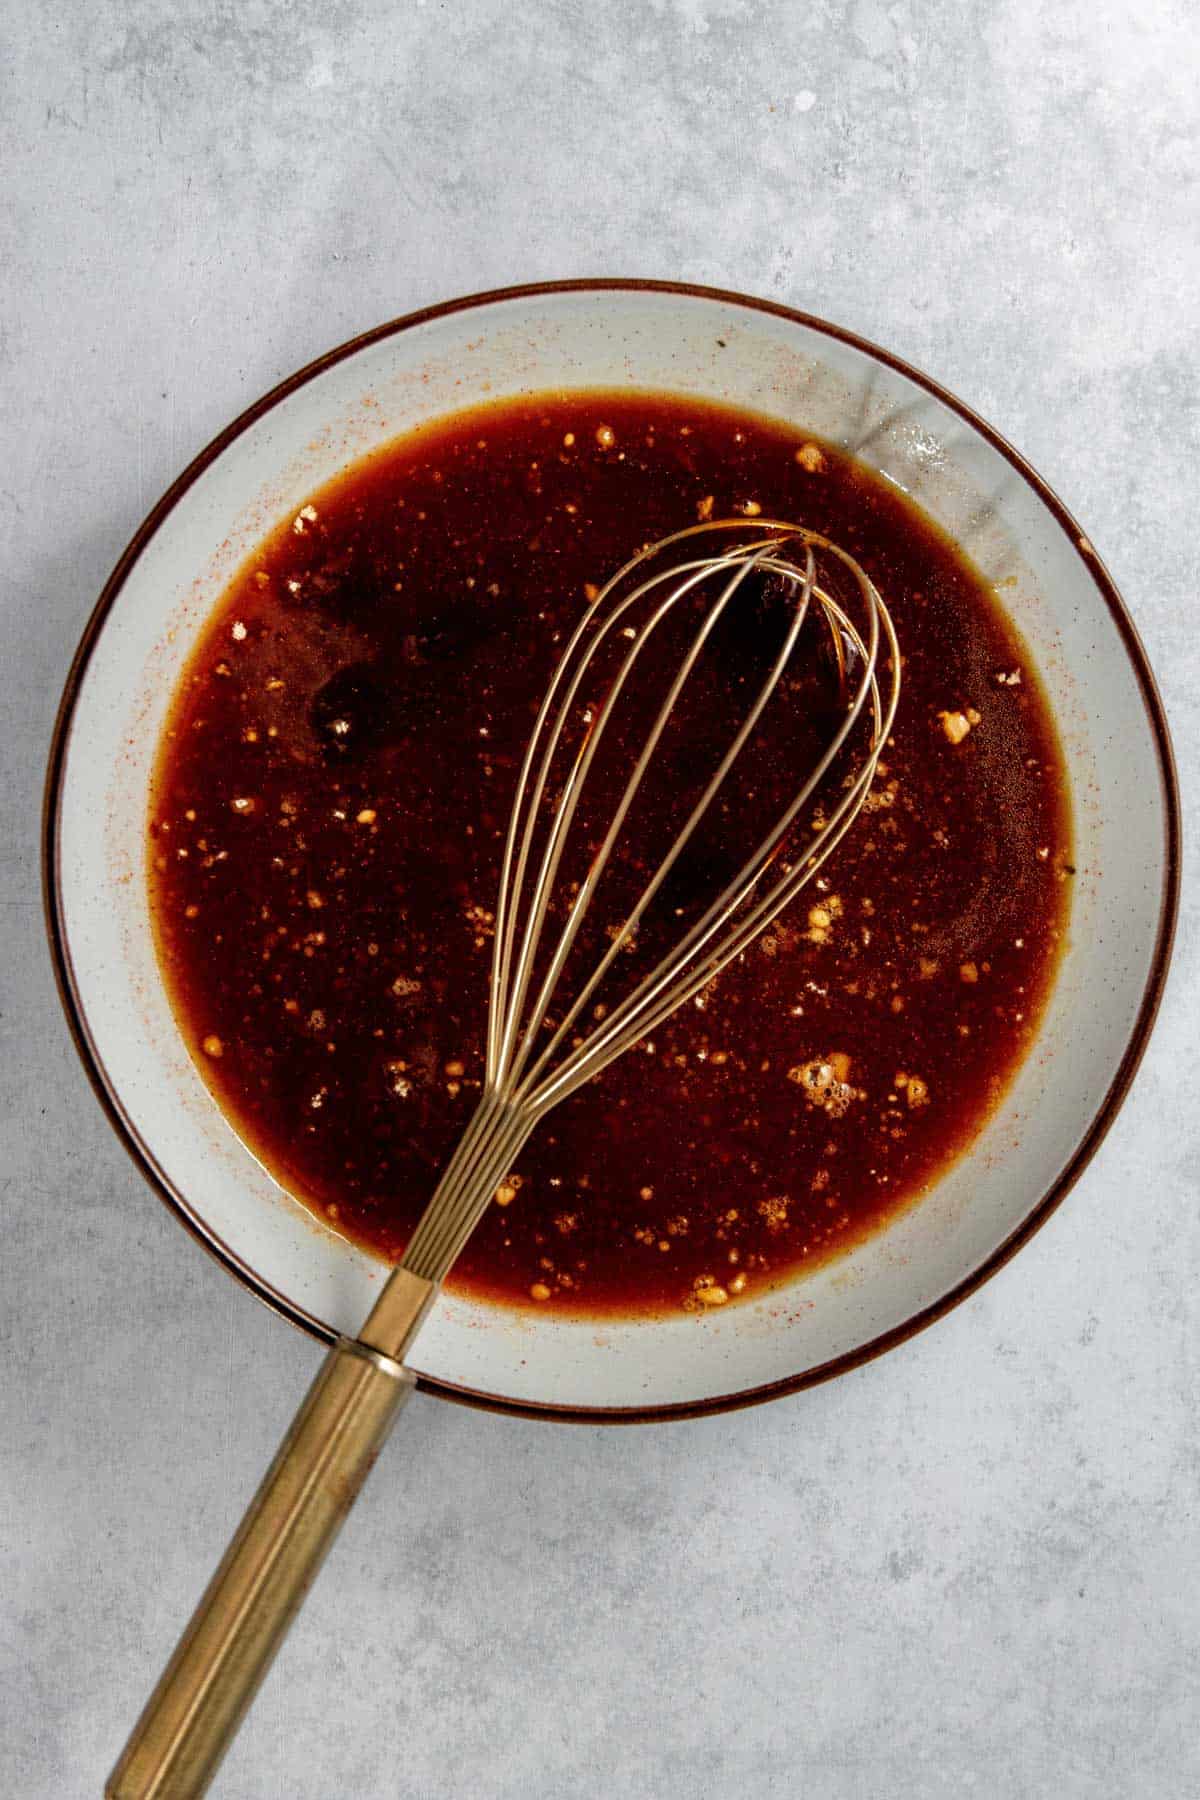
403 519 899 1284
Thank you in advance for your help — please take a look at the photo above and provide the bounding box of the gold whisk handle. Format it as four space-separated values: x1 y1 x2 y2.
106 1327 420 1799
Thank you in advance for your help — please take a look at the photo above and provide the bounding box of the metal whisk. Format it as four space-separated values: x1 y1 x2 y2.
108 518 899 1800
403 517 899 1279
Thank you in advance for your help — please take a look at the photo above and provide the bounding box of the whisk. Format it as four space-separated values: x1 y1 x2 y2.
108 518 899 1799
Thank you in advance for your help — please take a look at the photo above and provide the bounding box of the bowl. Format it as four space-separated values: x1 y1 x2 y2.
45 281 1179 1419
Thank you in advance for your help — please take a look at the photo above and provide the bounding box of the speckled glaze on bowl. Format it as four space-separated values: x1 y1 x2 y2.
45 281 1179 1420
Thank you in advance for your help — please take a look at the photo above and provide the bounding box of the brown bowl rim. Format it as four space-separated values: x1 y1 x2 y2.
43 278 1181 1424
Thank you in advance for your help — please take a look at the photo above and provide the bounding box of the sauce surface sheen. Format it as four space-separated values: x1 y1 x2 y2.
149 392 1071 1318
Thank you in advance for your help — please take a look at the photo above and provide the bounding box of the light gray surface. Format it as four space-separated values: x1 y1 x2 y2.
2 1 1196 1794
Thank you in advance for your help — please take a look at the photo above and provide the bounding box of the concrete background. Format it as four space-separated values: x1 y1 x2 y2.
2 1 1197 1794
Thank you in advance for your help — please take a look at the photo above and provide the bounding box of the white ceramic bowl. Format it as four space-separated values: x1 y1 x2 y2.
45 282 1179 1419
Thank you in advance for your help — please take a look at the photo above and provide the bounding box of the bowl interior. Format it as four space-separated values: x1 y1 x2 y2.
52 285 1174 1415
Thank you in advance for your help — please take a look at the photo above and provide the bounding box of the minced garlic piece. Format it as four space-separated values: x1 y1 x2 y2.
788 1053 859 1119
495 1173 524 1207
806 893 842 944
939 710 972 745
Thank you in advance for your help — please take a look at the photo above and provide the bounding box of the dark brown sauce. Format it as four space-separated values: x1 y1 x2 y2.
149 392 1071 1317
